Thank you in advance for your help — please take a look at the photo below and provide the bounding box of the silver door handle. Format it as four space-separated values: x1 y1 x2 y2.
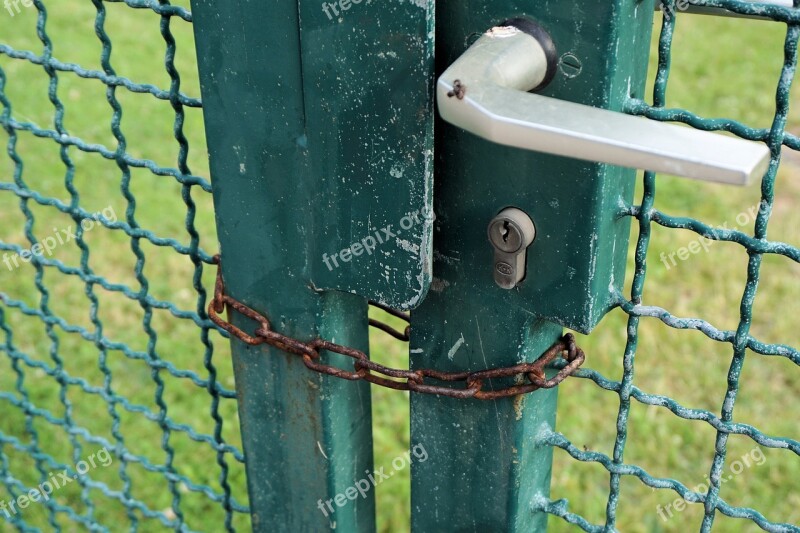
437 19 770 185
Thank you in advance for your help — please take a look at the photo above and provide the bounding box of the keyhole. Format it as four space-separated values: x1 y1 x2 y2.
501 220 510 243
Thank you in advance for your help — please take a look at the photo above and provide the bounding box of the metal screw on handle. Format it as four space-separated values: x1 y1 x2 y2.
437 18 771 185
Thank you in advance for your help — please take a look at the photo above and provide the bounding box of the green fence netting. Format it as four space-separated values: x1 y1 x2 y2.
0 0 798 532
538 1 800 532
0 1 247 531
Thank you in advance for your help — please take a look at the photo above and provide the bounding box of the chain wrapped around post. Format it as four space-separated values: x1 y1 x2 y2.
208 255 585 400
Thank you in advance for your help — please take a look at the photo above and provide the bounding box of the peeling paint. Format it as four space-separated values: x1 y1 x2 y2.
447 334 465 361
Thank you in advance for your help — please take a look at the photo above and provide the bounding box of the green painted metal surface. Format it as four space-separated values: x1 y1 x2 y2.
411 314 562 532
190 0 434 530
296 0 436 310
410 1 656 530
419 1 655 335
194 0 435 311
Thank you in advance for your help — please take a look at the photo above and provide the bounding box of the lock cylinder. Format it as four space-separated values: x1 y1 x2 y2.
488 207 536 289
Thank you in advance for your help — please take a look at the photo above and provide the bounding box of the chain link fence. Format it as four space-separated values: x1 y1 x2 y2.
0 1 246 531
0 0 798 531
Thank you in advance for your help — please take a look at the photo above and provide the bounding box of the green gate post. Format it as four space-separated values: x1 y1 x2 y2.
411 2 656 531
190 3 375 530
191 0 434 531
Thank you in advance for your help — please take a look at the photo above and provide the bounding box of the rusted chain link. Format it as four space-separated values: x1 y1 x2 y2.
208 256 585 400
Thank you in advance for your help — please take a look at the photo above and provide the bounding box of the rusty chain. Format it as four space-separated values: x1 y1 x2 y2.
208 256 585 400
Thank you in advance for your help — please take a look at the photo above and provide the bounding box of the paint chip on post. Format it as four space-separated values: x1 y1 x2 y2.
447 334 466 360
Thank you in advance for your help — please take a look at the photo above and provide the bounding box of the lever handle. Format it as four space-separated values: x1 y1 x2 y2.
437 20 771 185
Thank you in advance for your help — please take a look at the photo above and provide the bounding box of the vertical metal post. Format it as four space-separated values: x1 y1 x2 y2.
191 2 375 531
411 1 655 530
411 307 562 531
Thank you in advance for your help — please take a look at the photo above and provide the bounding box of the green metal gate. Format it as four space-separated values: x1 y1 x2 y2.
0 0 798 531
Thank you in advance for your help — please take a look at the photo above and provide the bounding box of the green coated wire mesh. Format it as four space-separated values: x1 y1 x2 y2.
0 1 247 531
539 1 800 531
0 0 798 532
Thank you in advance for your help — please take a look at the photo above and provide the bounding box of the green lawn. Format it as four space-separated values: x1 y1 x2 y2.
0 4 798 532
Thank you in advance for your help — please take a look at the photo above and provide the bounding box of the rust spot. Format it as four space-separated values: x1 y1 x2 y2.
447 79 466 100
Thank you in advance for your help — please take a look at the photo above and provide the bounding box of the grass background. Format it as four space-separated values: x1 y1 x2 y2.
0 3 798 532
